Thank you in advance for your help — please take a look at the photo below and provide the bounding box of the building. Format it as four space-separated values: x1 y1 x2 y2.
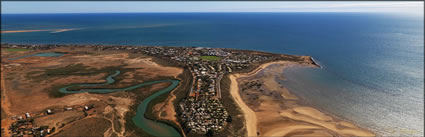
84 106 90 111
25 113 30 119
46 109 53 115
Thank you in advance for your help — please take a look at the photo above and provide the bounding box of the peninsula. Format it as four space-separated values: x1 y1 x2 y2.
1 43 374 137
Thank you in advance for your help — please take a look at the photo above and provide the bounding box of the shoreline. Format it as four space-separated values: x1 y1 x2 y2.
229 59 375 137
229 60 303 137
229 74 258 136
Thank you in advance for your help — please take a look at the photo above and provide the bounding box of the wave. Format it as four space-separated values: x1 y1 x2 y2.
49 28 83 33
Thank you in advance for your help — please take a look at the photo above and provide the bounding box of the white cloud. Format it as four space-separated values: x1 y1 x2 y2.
1 1 423 16
225 2 424 16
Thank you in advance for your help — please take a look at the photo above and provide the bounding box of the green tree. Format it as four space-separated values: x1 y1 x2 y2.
226 115 232 123
206 130 214 137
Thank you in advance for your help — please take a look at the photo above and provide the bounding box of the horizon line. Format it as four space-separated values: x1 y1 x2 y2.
0 11 393 14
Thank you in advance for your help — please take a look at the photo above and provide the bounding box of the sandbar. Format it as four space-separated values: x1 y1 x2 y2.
1 30 48 33
1 28 81 34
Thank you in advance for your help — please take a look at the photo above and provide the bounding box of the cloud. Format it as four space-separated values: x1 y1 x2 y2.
233 2 424 15
1 1 423 16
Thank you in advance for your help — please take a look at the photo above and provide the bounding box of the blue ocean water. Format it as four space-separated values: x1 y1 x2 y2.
1 13 423 136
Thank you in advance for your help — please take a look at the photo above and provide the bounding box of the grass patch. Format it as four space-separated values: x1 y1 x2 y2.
3 48 31 52
47 84 71 98
44 64 96 76
36 64 128 79
200 56 221 61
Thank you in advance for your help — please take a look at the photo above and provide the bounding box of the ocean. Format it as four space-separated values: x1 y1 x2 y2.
1 12 423 136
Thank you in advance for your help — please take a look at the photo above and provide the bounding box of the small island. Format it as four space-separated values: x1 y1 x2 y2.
1 43 374 137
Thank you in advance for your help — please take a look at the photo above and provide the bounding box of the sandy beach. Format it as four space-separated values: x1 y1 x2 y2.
229 58 375 137
229 74 258 136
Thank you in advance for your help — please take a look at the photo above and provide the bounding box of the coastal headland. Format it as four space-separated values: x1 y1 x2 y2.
1 43 373 137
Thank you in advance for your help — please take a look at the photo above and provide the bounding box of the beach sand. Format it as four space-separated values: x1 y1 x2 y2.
229 59 375 137
230 74 258 136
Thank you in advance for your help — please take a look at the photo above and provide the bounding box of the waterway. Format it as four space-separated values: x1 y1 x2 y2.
59 70 181 137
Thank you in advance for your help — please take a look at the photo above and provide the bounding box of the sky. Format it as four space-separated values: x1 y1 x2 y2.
1 1 423 16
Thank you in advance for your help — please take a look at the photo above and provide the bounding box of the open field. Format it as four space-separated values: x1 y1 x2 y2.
34 111 85 128
52 117 111 137
200 55 221 61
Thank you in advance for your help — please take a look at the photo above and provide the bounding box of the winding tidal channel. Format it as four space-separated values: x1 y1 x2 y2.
59 70 182 137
